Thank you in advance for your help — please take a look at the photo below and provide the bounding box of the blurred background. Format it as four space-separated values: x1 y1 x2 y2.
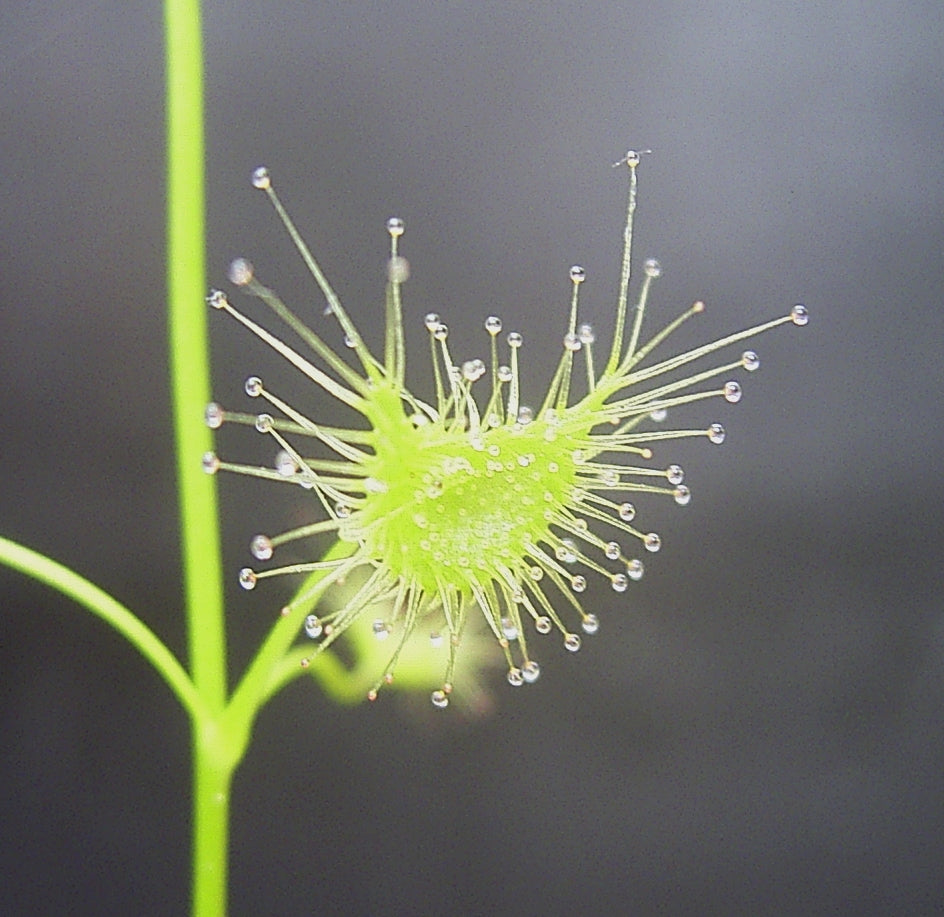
2 1 943 913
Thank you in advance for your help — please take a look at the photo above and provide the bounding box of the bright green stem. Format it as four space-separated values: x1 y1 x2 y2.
164 0 231 913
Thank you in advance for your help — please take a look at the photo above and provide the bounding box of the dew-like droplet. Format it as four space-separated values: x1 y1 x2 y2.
207 289 228 309
386 216 404 237
485 315 503 335
507 331 523 348
611 573 629 592
430 631 443 647
618 502 636 522
304 615 323 639
433 323 449 341
205 403 224 429
571 575 587 593
564 633 582 652
202 451 220 474
723 381 742 403
275 450 298 476
644 258 662 278
462 359 486 382
708 423 726 444
535 616 552 634
582 613 600 634
666 464 684 485
507 667 524 686
251 166 271 189
578 323 595 344
250 534 273 560
501 617 519 640
245 376 263 397
529 566 544 581
741 350 760 371
674 485 691 506
228 258 253 286
521 660 541 683
517 405 534 424
424 312 441 332
605 541 621 561
254 413 273 433
650 407 668 422
569 265 586 283
238 568 257 590
644 532 661 553
372 620 390 641
556 539 578 564
791 303 809 326
563 331 582 352
431 689 449 709
497 365 513 383
627 558 644 581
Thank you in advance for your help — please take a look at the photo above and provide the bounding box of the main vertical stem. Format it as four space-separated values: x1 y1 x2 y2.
164 0 231 914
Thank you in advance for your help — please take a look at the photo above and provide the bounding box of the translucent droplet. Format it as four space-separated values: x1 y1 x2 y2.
207 289 228 309
462 359 486 382
555 539 578 564
535 616 552 634
618 502 636 522
202 451 220 474
251 166 270 189
517 405 534 424
741 350 760 372
424 312 441 332
244 376 263 398
626 558 644 581
674 485 691 506
386 216 404 237
238 568 257 590
433 323 449 342
644 532 661 553
304 615 323 639
275 450 298 476
581 613 600 635
485 315 502 335
529 566 544 581
501 617 519 640
204 403 224 429
429 631 443 647
250 534 273 561
372 620 390 641
708 423 726 444
790 303 809 326
334 503 352 518
569 265 586 283
431 689 449 709
666 464 684 485
723 381 742 403
564 633 582 652
521 660 541 683
643 258 662 278
601 469 619 486
650 408 668 422
254 413 273 433
507 667 524 687
563 331 581 352
611 573 629 592
623 149 644 167
497 365 513 383
571 575 587 593
228 258 253 286
578 323 595 344
507 332 523 349
343 335 356 348
387 255 410 283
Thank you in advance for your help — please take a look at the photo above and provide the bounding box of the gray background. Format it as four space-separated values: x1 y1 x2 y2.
2 1 943 914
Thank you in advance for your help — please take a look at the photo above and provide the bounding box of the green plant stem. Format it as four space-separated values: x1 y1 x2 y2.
0 536 203 718
164 0 231 914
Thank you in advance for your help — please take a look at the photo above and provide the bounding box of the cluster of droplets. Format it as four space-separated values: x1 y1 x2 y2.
204 156 807 708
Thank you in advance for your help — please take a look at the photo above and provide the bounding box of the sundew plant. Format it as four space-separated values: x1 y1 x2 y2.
0 1 806 914
206 159 807 709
